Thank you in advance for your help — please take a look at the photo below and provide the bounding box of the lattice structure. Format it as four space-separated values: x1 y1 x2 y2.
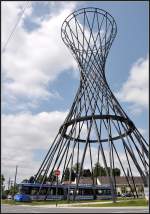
34 8 149 201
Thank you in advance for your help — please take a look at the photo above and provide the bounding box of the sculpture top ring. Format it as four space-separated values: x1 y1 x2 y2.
61 7 117 57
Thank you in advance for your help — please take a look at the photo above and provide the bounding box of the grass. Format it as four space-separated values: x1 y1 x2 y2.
78 199 148 207
1 199 68 206
1 198 148 207
1 199 111 206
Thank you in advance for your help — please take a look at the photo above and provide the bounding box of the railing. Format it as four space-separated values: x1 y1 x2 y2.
29 194 112 200
69 195 94 200
30 195 64 200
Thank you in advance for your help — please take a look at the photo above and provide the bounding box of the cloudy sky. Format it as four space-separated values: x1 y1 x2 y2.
1 1 149 187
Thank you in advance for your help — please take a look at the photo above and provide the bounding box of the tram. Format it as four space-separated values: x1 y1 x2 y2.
17 182 112 200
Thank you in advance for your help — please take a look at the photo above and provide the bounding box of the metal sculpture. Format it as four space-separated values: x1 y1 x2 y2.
34 7 149 201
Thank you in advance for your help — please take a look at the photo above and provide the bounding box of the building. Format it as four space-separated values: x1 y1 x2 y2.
64 176 144 196
97 176 144 196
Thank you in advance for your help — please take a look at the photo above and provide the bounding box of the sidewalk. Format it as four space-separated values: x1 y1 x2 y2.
59 201 114 207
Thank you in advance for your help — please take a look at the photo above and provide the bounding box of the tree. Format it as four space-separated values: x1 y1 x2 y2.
107 167 121 176
63 167 76 181
4 189 10 196
70 169 76 181
82 169 92 177
93 162 121 177
8 185 19 195
112 168 121 176
28 176 35 183
36 174 48 183
64 168 70 181
73 162 81 174
1 174 5 196
21 179 29 183
1 174 5 186
93 163 106 177
49 174 57 182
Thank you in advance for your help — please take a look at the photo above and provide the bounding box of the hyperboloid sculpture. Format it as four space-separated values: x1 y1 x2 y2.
34 8 149 201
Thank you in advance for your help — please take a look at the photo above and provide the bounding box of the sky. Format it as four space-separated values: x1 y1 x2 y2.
1 1 149 188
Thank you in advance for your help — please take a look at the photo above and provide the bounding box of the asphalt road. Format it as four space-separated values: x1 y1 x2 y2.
1 205 149 213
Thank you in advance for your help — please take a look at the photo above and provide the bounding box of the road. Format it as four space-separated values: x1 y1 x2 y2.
1 204 149 213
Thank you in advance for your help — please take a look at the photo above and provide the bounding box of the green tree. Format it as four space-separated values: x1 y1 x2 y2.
29 176 35 183
4 189 9 196
93 163 121 177
107 167 121 176
63 168 76 181
70 169 76 181
112 168 121 176
8 185 18 195
73 162 81 174
36 174 48 183
49 174 57 182
82 169 92 177
21 179 29 183
1 174 5 196
64 168 70 181
93 163 107 177
1 174 5 186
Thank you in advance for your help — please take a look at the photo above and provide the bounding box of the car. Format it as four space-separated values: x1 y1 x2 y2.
121 192 133 197
14 193 31 202
7 195 12 200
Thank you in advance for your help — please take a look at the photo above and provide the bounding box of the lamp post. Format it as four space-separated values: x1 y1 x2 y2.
13 165 18 199
8 177 10 191
54 169 60 207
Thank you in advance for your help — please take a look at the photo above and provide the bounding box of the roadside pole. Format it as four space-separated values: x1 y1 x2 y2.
54 169 60 207
56 175 58 207
8 177 10 191
13 165 18 199
141 137 149 203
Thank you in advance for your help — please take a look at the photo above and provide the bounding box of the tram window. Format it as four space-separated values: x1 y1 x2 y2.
31 188 38 195
40 188 47 195
20 186 30 194
97 189 111 195
108 190 111 195
98 190 103 195
105 189 111 195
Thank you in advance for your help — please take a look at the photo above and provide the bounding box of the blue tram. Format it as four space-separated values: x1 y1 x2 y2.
17 183 112 201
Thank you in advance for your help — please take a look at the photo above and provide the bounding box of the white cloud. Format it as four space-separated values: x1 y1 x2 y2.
137 128 148 141
2 2 78 110
1 110 68 185
115 55 149 113
2 1 32 46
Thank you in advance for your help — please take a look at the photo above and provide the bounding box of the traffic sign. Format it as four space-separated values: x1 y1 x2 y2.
54 169 60 176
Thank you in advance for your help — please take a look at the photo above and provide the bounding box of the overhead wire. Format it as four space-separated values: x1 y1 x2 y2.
2 1 31 53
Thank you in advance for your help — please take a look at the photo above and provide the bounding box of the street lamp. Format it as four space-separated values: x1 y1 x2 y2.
13 165 18 199
54 169 60 207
